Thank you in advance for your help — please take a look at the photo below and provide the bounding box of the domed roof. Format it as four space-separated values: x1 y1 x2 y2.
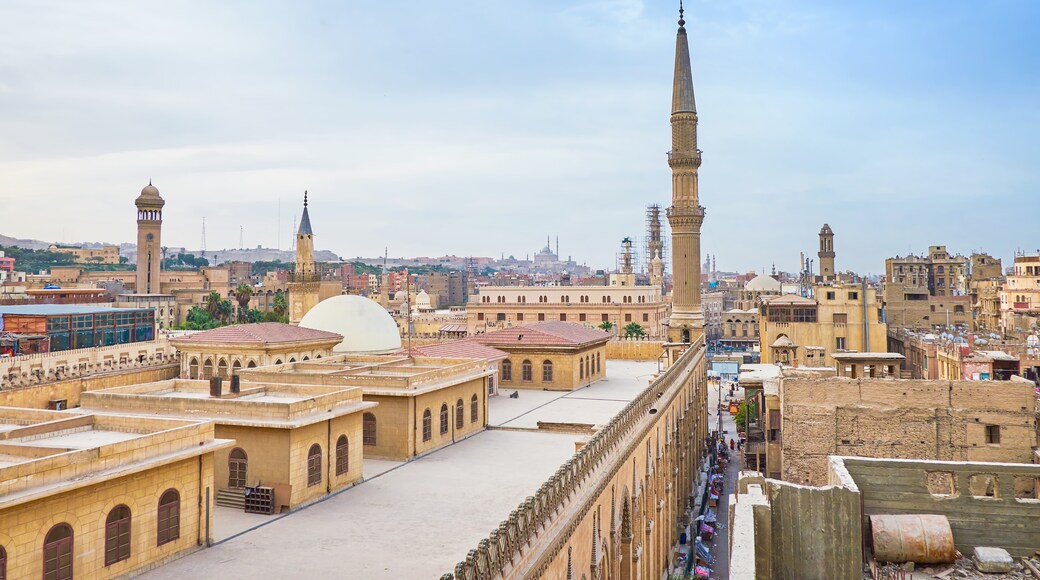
415 289 431 308
141 183 160 197
393 290 407 301
744 274 781 292
135 181 165 208
299 295 402 354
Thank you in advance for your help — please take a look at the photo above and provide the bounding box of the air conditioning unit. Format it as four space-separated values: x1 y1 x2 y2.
48 399 68 411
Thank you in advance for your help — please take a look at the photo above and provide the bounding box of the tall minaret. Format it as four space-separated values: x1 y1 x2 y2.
818 224 835 281
666 3 705 344
135 181 165 294
289 191 320 324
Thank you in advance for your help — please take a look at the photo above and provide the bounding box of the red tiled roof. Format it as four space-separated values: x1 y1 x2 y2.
398 339 508 362
470 322 611 347
172 323 342 344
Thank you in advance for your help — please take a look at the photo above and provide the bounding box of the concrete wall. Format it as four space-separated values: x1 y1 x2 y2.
606 339 665 361
781 377 1038 485
764 478 862 579
841 457 1040 558
0 364 179 409
0 338 174 389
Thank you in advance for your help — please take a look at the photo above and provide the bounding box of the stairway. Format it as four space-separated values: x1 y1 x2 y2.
215 488 246 510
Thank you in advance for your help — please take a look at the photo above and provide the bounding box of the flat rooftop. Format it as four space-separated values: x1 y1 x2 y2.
141 359 659 579
81 379 375 428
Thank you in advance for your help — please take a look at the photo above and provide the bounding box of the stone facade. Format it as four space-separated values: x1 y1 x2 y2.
0 338 175 390
780 376 1038 485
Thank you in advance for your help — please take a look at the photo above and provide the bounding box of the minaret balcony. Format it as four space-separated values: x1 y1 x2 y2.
287 272 321 283
666 150 702 166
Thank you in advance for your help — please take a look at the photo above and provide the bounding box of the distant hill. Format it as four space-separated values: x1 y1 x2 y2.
0 234 54 251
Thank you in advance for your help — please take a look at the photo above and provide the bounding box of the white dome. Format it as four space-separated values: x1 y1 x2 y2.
416 289 431 308
393 290 407 301
299 295 402 354
744 274 781 292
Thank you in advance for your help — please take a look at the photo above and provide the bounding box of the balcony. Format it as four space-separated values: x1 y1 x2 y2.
287 272 321 283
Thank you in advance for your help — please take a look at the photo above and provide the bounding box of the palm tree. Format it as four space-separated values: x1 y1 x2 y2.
272 291 288 321
204 291 223 320
622 322 646 339
234 284 254 322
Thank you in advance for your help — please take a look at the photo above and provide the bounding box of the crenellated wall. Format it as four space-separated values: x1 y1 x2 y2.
442 340 709 579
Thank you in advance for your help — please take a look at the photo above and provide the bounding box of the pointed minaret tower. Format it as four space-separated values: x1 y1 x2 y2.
288 191 320 324
666 2 705 344
818 224 835 281
135 180 165 294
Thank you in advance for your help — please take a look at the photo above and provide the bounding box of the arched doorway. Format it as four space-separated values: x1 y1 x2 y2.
232 360 242 376
228 448 247 488
188 357 199 379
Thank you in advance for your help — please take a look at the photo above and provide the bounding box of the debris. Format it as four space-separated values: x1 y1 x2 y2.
1023 557 1040 579
973 547 1013 574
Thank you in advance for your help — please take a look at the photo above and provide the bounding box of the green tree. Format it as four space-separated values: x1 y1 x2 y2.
233 284 254 322
733 400 758 431
598 320 614 332
272 291 288 320
622 322 646 339
176 306 220 330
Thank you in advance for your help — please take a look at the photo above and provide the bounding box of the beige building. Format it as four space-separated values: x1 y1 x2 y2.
135 182 165 294
720 307 759 349
48 244 121 264
732 273 781 310
470 322 610 391
238 355 492 461
779 372 1038 485
759 282 887 367
738 364 783 479
467 285 668 339
1000 253 1040 334
701 290 725 342
170 322 342 379
0 337 174 391
0 407 231 579
80 378 372 510
115 293 177 331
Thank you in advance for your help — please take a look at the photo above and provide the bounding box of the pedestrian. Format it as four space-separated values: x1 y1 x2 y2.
729 438 735 450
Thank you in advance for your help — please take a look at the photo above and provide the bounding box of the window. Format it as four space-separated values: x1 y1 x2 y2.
742 324 748 337
832 313 848 324
602 314 609 322
596 353 601 374
579 313 586 322
44 523 73 580
517 313 524 321
559 313 566 321
826 291 836 300
363 412 377 446
422 409 432 441
477 312 484 321
521 360 532 381
471 394 479 423
496 313 506 321
848 292 859 300
336 435 349 476
455 399 464 429
835 337 847 350
586 357 591 378
440 404 449 435
538 313 545 321
228 448 248 488
985 425 1001 445
643 313 649 322
625 314 632 322
157 489 180 546
105 505 131 566
542 360 553 382
502 360 512 381
580 358 585 379
307 444 322 487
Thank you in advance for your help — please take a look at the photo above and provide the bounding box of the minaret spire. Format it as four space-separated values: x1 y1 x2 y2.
666 1 705 344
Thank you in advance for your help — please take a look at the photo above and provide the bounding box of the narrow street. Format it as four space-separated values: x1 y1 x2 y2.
704 379 743 579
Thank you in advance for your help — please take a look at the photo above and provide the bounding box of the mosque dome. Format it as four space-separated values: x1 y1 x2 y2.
299 295 402 354
141 183 160 197
415 289 431 309
393 290 407 302
135 181 165 208
744 274 781 293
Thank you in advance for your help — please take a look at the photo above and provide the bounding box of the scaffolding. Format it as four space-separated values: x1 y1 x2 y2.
642 204 668 275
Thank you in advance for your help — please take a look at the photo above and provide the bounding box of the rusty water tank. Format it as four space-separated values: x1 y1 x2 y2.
230 375 241 394
870 514 955 564
209 376 223 397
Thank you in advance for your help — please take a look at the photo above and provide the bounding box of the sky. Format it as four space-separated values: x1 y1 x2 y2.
0 0 1037 275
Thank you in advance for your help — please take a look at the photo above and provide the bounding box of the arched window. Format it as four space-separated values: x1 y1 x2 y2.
228 448 248 488
471 394 479 423
217 359 228 379
43 523 74 580
188 357 199 379
232 360 241 376
542 360 553 382
105 505 131 566
157 489 180 545
422 409 432 441
596 353 601 374
274 359 283 365
247 360 257 368
336 435 349 475
501 359 512 381
580 358 585 379
303 356 310 361
439 404 449 435
585 357 591 378
288 357 296 363
307 444 322 487
202 359 213 380
363 412 377 446
455 399 464 429
521 360 532 381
